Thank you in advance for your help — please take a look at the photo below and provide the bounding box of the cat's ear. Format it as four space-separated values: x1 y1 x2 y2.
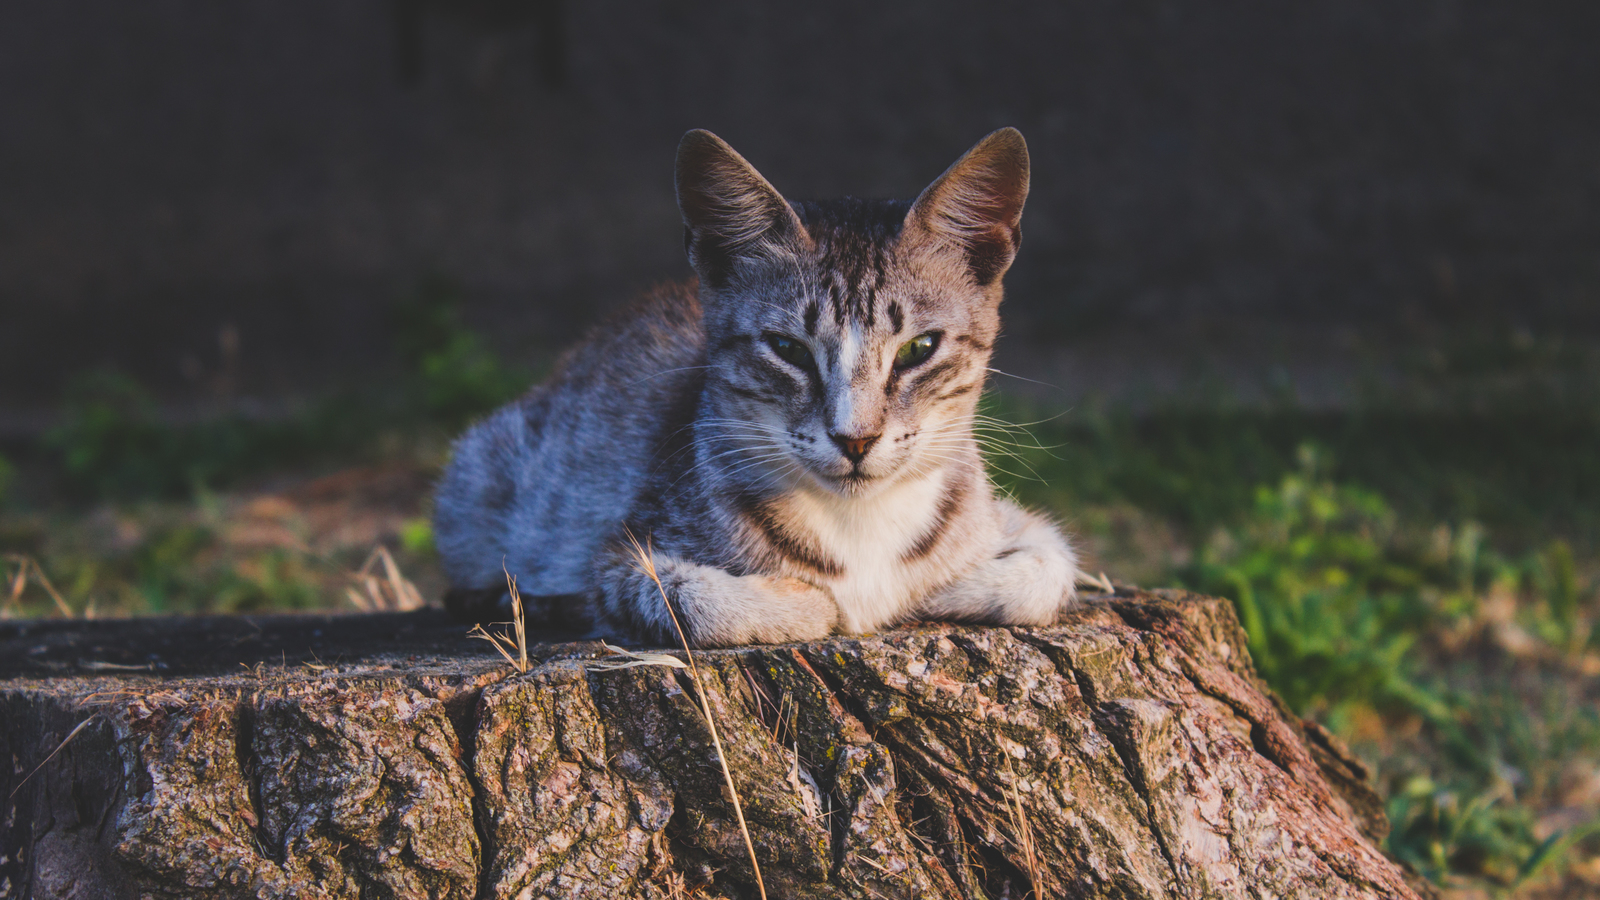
676 130 809 288
905 127 1030 287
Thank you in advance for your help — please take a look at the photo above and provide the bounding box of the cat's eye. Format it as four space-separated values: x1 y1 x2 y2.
894 332 940 370
766 334 815 370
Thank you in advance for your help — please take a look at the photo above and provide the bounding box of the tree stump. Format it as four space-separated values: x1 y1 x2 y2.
1 589 1431 899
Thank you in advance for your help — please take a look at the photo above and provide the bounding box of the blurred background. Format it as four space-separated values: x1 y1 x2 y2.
2 2 1598 894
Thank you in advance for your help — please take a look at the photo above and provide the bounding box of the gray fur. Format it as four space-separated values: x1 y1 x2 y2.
434 128 1081 647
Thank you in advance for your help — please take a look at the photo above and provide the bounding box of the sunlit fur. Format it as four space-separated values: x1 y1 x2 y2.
434 128 1081 647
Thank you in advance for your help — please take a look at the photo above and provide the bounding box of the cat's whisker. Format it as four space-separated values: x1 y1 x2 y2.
698 430 781 446
973 428 1049 448
695 451 792 479
697 425 791 440
970 418 1057 443
693 444 794 472
973 406 1073 429
695 422 795 441
710 446 793 464
713 457 798 486
970 440 1050 479
702 456 802 492
913 426 1051 483
976 455 1045 482
984 367 1064 393
694 429 790 451
975 437 1063 467
649 429 790 482
651 430 773 477
625 365 716 387
968 419 1066 459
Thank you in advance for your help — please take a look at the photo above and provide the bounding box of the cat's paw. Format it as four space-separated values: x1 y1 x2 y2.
753 576 840 643
991 545 1079 625
920 503 1080 627
617 555 840 647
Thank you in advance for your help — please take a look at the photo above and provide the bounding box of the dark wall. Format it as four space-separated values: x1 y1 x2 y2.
3 1 1597 401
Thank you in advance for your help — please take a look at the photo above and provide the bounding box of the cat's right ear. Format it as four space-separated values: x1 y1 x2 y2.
676 130 809 288
905 127 1030 289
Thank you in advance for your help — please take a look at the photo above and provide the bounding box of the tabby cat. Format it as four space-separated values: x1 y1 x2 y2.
433 127 1081 647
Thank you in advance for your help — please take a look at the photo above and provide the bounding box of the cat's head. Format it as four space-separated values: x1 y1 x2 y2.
676 128 1028 495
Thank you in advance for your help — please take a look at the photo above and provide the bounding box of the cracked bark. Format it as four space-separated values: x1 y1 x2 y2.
1 590 1432 899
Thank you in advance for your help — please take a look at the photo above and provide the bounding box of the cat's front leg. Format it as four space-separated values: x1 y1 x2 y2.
919 501 1080 627
596 547 839 648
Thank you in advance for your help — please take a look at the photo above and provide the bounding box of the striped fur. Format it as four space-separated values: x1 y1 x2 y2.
434 128 1081 647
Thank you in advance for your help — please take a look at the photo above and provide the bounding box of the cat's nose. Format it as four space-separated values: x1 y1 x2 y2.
830 432 880 464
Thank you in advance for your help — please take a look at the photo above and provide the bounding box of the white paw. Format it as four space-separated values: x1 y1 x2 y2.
746 576 839 644
676 569 839 647
993 546 1078 625
919 502 1080 627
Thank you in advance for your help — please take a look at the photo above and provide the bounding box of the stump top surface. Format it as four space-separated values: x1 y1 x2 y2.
0 607 570 681
0 592 1168 685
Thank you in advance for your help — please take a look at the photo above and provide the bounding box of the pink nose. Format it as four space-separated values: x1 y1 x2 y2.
830 433 880 464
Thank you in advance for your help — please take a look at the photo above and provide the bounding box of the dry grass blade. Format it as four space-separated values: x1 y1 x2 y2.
10 717 95 799
375 545 424 610
468 623 522 670
6 560 22 607
346 546 425 612
588 641 688 671
467 565 529 673
788 741 824 820
1002 756 1047 898
624 529 767 900
1074 570 1116 595
80 689 188 708
78 660 158 672
344 585 376 612
2 553 75 618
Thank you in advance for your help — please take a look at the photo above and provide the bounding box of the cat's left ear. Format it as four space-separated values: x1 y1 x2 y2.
905 128 1030 287
676 130 810 289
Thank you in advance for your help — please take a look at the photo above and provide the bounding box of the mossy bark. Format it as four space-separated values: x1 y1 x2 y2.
1 590 1428 898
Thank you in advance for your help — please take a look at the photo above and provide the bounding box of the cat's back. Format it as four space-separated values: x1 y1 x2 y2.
433 282 705 592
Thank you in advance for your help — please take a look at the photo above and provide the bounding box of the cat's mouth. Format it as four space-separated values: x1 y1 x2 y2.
814 467 882 494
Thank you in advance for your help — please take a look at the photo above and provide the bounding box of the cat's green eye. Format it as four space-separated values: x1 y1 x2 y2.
894 332 940 370
766 334 815 370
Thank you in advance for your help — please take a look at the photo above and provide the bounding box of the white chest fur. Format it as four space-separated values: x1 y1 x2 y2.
783 470 973 633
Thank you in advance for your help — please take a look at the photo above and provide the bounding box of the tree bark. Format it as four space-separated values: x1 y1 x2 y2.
0 589 1431 899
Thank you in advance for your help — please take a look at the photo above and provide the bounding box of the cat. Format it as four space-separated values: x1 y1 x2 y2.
433 127 1081 647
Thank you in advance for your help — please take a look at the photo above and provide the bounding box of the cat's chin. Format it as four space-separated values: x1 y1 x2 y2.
809 468 896 498
801 468 865 492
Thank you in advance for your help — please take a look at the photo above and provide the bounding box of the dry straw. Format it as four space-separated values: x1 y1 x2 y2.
9 717 95 799
1074 570 1116 594
624 530 768 900
468 564 530 674
3 553 74 618
345 546 426 612
1002 756 1047 898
